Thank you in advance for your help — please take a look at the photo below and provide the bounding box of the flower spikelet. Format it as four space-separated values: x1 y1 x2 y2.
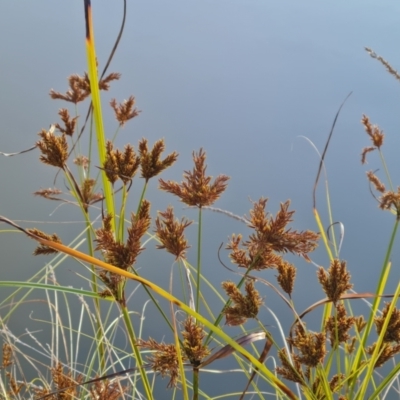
379 188 400 215
55 108 78 137
51 363 81 398
366 171 386 193
276 348 305 384
110 96 140 126
104 141 140 185
182 317 210 365
361 114 384 163
155 206 192 260
317 259 353 304
226 233 284 270
90 379 127 400
276 260 296 296
159 148 229 207
137 338 180 388
103 141 119 184
99 72 121 91
96 203 150 271
50 74 91 104
139 138 178 182
27 228 63 255
36 128 68 169
115 144 140 184
227 198 319 271
366 342 400 368
325 303 355 348
374 302 400 343
288 324 327 367
80 178 102 212
222 280 263 326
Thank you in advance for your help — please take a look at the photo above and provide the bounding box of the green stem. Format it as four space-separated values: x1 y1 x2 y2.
195 207 202 313
192 367 199 400
120 303 153 399
350 218 399 396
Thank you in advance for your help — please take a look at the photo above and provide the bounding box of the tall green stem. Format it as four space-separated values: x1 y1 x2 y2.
195 207 202 313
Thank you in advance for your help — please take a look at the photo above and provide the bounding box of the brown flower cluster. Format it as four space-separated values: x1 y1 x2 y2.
155 206 192 260
139 138 178 182
33 363 82 399
360 114 385 164
325 303 355 348
103 141 140 185
277 324 327 385
36 126 68 169
95 202 151 301
50 72 120 104
55 108 78 137
227 198 319 272
317 259 353 304
366 302 400 368
137 338 180 388
287 324 327 368
181 316 211 366
159 148 229 207
110 96 140 126
138 317 209 388
222 280 263 326
27 228 63 256
365 170 400 216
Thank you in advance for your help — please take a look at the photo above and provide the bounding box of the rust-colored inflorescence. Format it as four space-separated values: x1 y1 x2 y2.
227 198 319 271
155 206 192 260
221 280 263 326
159 148 229 207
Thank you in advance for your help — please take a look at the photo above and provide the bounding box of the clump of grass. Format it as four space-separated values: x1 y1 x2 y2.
2 3 400 400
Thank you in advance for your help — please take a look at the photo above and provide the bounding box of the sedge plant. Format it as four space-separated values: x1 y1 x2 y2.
2 2 400 400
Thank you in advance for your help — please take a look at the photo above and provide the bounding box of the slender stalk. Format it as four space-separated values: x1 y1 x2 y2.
195 207 202 313
120 304 153 400
349 218 399 396
84 0 116 230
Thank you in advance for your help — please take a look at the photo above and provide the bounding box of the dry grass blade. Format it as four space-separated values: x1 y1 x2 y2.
313 92 352 209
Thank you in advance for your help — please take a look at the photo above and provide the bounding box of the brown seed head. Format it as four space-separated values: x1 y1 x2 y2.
99 72 121 91
103 141 119 184
227 198 319 271
55 108 78 137
317 259 353 304
287 324 327 367
360 114 384 164
50 73 91 104
36 127 68 169
366 171 386 193
27 228 62 255
139 138 178 182
159 148 229 207
276 260 296 296
33 187 63 200
182 316 210 365
366 342 400 368
222 280 263 326
89 379 127 400
325 303 355 348
155 206 192 260
379 188 400 216
375 302 400 343
110 96 140 126
80 178 102 212
137 338 180 388
276 348 305 384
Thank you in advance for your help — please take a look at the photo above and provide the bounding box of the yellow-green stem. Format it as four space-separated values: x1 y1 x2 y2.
195 207 202 313
120 303 153 399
